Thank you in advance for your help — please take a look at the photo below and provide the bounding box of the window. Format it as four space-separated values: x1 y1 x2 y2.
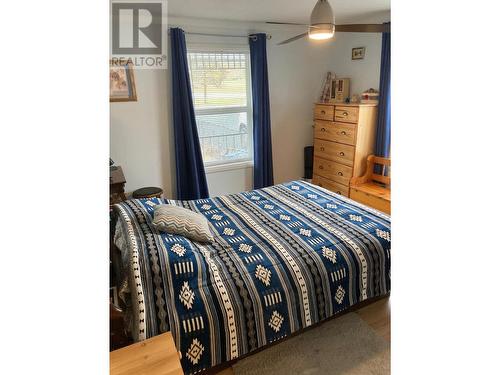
187 47 253 167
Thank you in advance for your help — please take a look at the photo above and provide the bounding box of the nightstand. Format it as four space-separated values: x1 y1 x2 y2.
110 332 184 375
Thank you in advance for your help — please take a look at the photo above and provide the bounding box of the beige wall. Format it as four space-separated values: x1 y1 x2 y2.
110 17 382 197
110 68 174 195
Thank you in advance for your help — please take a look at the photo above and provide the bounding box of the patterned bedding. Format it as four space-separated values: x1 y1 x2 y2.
113 181 391 374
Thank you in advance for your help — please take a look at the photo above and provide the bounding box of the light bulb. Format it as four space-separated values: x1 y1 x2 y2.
309 23 335 41
309 31 334 40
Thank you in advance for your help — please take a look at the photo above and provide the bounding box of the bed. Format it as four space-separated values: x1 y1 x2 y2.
112 180 391 374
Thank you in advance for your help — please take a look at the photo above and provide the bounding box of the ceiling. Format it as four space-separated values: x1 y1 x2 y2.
167 0 391 24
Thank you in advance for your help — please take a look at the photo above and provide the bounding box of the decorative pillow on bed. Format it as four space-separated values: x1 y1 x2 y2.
152 204 214 243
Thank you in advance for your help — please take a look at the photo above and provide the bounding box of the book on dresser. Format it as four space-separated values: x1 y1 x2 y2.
312 102 378 197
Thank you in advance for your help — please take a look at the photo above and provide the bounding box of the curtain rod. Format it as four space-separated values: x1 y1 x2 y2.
168 29 272 40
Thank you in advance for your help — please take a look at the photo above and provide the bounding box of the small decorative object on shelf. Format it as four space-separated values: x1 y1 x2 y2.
110 166 127 205
110 158 118 171
330 78 350 103
319 71 335 102
350 94 360 103
361 88 379 104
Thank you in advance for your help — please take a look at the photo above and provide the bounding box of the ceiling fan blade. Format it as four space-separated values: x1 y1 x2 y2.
335 24 390 33
266 21 309 26
277 32 309 45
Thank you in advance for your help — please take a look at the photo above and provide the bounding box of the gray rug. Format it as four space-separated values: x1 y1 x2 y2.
233 313 390 375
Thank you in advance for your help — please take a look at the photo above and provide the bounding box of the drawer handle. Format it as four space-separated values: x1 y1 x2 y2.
321 128 326 132
321 110 326 114
339 151 345 156
319 165 324 170
336 191 341 194
343 111 348 116
320 147 325 151
340 131 347 135
337 171 343 176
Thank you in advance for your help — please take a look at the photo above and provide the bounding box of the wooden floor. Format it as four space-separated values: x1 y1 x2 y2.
216 297 390 375
356 296 391 341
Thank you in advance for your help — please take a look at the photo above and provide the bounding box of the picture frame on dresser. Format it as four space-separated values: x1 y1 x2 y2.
330 78 350 103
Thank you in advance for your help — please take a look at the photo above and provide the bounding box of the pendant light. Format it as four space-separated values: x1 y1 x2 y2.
309 0 335 40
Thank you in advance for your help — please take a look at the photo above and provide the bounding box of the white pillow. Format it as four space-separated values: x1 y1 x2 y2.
152 204 214 243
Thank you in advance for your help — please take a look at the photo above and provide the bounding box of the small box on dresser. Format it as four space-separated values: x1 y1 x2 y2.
312 102 378 197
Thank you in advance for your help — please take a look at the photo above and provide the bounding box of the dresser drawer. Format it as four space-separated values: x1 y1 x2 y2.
313 157 353 186
314 120 356 145
314 139 355 167
314 104 334 121
313 175 350 197
335 106 359 123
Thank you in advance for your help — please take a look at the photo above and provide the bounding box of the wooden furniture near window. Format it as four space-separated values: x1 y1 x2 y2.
312 102 378 197
350 155 391 214
110 166 127 205
110 332 184 375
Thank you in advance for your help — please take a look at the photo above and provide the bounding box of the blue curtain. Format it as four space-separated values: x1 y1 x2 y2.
170 28 209 200
375 26 391 160
249 33 274 189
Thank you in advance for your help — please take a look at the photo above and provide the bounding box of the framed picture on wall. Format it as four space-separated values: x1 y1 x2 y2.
110 59 137 102
352 47 365 60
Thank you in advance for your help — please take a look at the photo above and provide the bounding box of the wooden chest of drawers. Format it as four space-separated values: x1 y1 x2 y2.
312 103 378 197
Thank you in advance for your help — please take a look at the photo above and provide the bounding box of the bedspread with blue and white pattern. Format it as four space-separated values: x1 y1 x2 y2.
113 181 391 374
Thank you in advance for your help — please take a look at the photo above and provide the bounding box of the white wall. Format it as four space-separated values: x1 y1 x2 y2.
206 166 253 196
110 68 174 195
323 32 382 95
110 17 382 198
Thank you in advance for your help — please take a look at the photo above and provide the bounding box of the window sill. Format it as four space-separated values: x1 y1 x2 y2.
205 161 253 174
